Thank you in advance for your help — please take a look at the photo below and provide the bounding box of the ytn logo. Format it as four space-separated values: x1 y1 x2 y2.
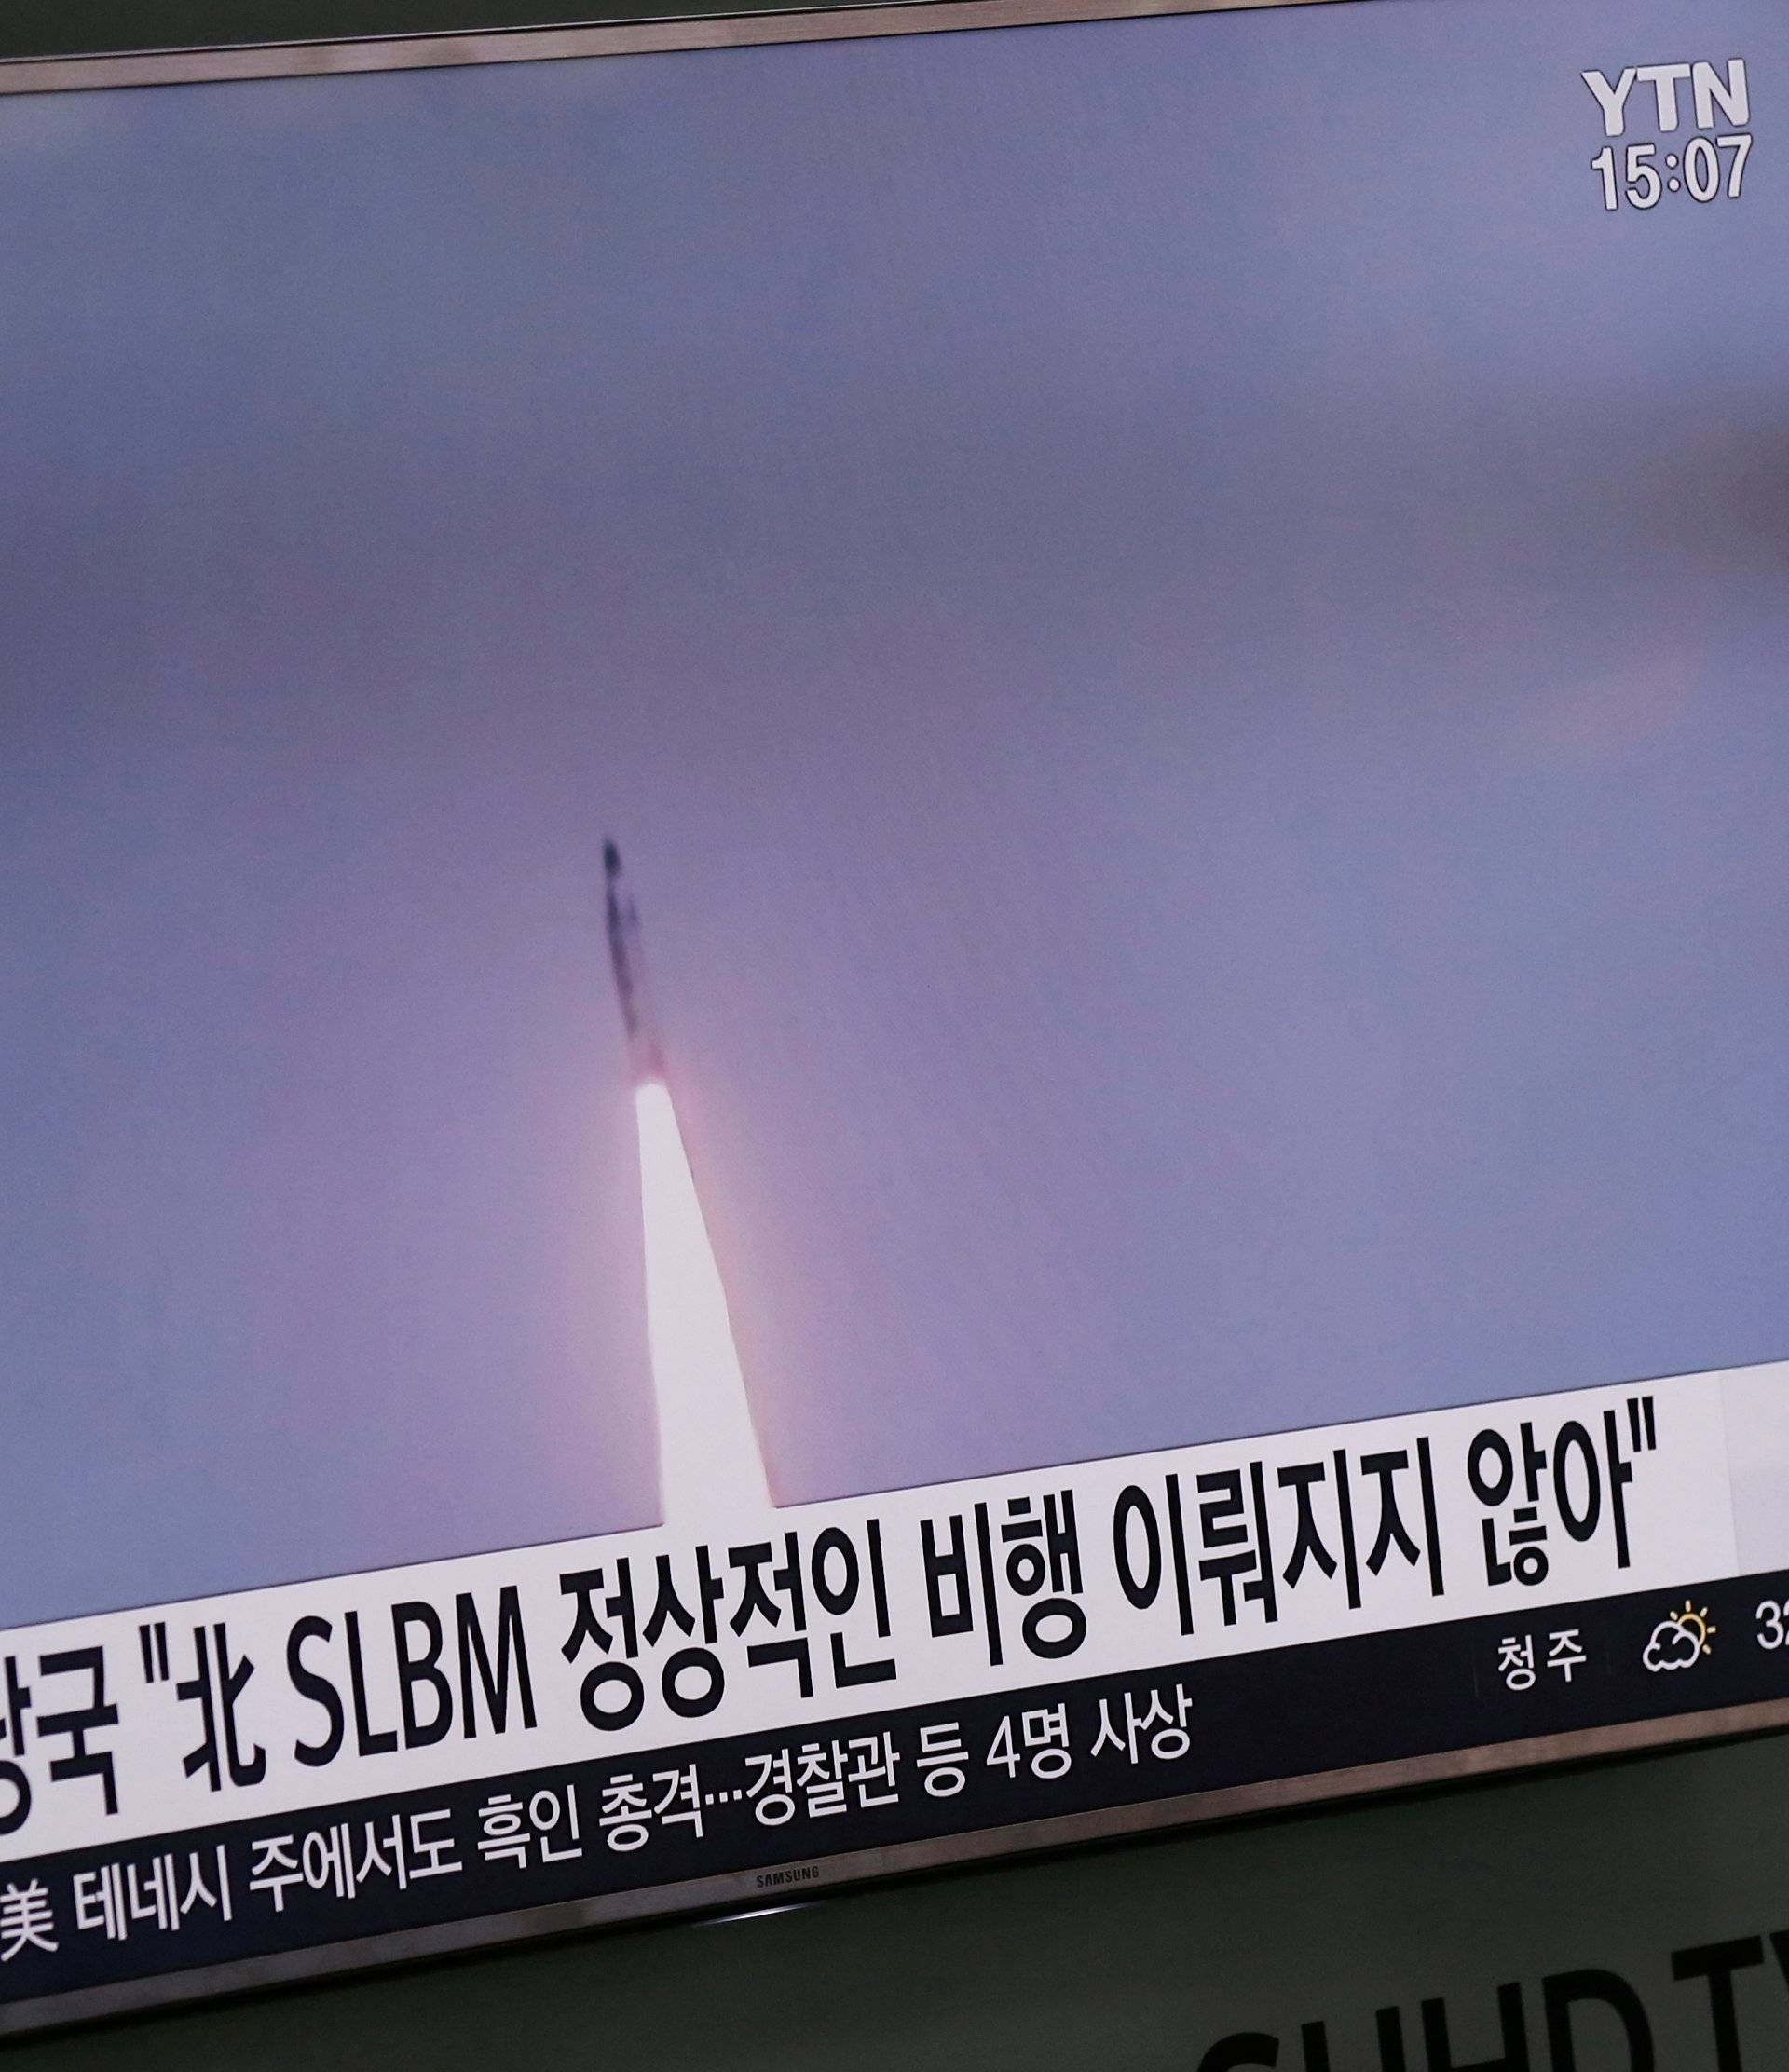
1582 60 1749 138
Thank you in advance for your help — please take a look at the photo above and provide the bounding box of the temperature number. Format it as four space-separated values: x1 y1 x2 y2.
1591 134 1753 210
1756 1598 1789 1649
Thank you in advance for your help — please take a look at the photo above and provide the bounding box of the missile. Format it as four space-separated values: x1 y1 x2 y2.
604 839 667 1086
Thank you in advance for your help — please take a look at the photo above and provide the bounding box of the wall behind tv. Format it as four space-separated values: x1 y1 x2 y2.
0 0 940 64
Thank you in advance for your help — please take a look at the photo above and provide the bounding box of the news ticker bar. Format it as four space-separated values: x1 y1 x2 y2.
4 1562 1785 2027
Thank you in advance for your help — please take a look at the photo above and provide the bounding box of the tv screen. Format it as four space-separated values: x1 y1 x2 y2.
3 0 1785 2030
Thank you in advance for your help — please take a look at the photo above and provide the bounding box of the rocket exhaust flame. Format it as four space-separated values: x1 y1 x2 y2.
636 1080 772 1526
604 838 772 1524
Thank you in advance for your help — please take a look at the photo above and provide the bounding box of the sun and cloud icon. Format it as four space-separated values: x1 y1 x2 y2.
1643 1600 1716 1672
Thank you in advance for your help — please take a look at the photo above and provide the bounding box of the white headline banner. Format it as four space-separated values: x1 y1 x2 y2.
0 1362 1761 1862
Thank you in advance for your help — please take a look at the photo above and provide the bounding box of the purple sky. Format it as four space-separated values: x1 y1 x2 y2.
3 0 1786 1622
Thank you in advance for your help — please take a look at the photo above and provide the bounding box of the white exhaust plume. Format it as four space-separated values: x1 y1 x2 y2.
606 838 772 1524
635 1079 773 1527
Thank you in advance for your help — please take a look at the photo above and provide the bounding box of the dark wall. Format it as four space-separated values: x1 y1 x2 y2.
0 0 926 65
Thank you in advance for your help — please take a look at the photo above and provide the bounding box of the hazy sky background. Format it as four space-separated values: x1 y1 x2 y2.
3 0 1786 1622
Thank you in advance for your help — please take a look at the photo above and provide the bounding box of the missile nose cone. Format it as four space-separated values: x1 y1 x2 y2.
603 836 664 1084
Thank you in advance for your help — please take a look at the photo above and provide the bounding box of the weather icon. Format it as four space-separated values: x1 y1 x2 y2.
1643 1601 1716 1673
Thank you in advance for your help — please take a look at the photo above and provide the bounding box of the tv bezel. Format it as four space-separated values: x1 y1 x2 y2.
4 0 1786 2034
0 0 1332 96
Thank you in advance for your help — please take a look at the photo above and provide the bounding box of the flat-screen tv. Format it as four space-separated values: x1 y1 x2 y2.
4 0 1786 2032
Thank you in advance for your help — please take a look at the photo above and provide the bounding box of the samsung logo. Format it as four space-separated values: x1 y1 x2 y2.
754 1864 823 1890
